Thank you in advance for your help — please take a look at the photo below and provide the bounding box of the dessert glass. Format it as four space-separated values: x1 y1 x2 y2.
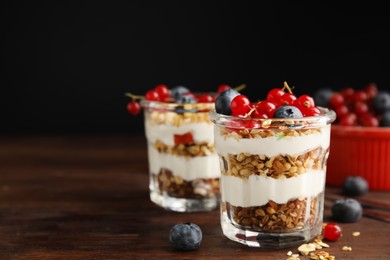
141 100 220 212
210 108 336 248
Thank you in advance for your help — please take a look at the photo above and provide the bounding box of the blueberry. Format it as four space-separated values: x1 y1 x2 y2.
169 223 202 251
215 88 240 115
171 86 190 100
372 91 390 113
175 93 196 104
331 198 363 223
274 106 303 118
380 110 390 127
343 176 369 196
314 88 333 107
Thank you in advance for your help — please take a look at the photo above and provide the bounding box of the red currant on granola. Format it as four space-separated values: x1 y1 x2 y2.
126 84 221 116
219 81 320 120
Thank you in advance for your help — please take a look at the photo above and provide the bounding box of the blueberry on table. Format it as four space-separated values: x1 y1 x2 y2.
169 223 202 251
274 106 303 118
215 88 240 115
331 198 363 223
343 176 369 196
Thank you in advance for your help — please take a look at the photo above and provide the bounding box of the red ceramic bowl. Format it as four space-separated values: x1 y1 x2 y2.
327 125 390 190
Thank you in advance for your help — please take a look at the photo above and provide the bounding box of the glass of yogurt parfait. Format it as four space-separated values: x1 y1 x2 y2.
131 85 220 212
209 83 336 248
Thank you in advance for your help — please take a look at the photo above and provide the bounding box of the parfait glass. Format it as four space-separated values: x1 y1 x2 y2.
142 100 220 212
210 108 336 248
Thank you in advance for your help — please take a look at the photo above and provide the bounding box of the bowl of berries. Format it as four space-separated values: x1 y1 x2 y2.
314 83 390 190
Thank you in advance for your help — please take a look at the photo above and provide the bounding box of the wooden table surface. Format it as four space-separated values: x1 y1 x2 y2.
1 135 389 260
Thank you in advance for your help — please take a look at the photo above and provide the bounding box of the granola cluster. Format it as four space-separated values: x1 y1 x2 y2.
220 127 321 140
221 146 328 179
154 140 215 157
223 196 320 232
153 168 219 199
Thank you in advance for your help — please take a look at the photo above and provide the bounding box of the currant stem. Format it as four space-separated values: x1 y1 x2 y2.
234 84 246 92
125 92 144 100
282 81 293 94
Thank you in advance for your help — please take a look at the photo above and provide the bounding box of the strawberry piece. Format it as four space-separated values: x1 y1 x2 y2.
174 132 194 145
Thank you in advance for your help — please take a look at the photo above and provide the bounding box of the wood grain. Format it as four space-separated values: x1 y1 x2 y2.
1 135 389 259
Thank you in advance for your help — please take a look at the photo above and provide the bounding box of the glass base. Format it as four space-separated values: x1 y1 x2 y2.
221 211 322 248
150 190 218 212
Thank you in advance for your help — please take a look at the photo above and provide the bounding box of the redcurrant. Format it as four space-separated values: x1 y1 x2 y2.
254 101 276 118
231 95 252 115
329 93 344 108
217 84 231 93
323 222 342 241
145 90 160 101
267 88 285 103
296 94 315 108
155 84 170 99
198 93 214 103
278 93 297 106
127 100 142 115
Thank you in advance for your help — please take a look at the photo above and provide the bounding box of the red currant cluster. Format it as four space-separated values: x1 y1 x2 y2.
126 84 233 116
324 83 389 127
225 82 321 118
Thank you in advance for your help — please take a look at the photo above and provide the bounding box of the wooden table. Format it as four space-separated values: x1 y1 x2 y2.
1 135 389 259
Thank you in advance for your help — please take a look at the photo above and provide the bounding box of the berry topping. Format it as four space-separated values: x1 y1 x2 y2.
266 88 285 103
274 106 303 119
175 93 197 104
331 198 363 223
254 101 276 118
217 84 231 93
342 176 369 196
230 95 252 116
169 223 202 251
215 88 240 115
145 89 160 101
174 132 194 145
125 84 218 116
323 222 342 241
127 100 142 116
170 86 190 100
155 84 170 100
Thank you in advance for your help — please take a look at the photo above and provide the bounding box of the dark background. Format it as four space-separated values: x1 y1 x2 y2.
1 1 389 135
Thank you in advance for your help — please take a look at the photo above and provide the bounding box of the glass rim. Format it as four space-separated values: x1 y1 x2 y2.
209 107 336 130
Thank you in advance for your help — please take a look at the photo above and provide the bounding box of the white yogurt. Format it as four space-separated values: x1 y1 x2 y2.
221 170 326 207
145 121 214 146
215 125 331 157
147 144 220 180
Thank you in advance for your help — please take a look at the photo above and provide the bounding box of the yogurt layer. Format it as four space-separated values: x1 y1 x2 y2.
215 125 331 157
145 120 214 146
147 144 220 180
221 170 326 207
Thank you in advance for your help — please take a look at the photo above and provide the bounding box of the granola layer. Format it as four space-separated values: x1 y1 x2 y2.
154 168 219 199
154 140 216 157
221 146 328 179
222 195 321 232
